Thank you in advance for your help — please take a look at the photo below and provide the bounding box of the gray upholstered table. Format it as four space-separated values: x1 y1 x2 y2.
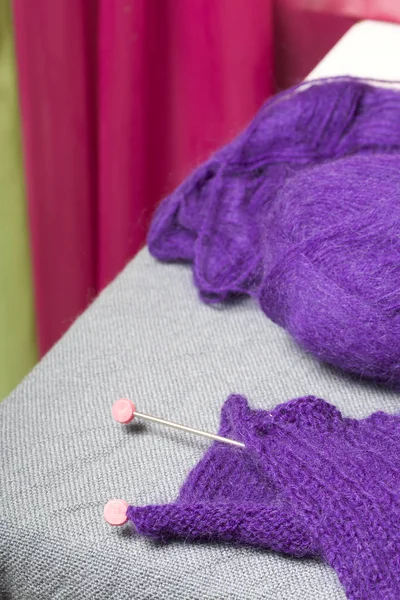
2 21 400 599
3 247 400 599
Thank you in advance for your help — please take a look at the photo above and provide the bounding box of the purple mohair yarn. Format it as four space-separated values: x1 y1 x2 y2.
148 78 400 383
128 395 400 599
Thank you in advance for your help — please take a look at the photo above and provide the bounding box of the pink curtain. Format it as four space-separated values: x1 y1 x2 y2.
287 1 400 22
12 0 273 356
274 0 400 91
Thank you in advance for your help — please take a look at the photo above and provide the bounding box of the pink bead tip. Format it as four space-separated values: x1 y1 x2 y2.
104 499 129 526
112 398 136 424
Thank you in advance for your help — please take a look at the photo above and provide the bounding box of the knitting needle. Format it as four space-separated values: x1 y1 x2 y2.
112 398 245 449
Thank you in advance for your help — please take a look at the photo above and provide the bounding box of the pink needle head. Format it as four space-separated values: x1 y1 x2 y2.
104 499 129 526
112 398 136 424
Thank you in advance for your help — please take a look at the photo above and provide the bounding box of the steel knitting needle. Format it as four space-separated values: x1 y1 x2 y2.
112 398 245 449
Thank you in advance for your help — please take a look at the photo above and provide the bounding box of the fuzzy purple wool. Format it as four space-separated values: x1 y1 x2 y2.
128 395 400 599
148 78 400 383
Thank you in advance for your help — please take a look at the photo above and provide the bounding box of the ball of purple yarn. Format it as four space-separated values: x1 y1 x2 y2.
148 78 400 383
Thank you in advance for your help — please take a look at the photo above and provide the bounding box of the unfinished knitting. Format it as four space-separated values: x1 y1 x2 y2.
128 395 400 600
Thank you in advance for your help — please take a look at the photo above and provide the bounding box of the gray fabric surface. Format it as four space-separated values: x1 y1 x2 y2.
1 248 399 599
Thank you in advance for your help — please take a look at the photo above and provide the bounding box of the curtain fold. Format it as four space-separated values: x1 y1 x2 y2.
13 0 272 355
12 0 98 356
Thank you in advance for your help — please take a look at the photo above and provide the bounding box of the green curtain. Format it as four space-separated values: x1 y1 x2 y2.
0 0 36 399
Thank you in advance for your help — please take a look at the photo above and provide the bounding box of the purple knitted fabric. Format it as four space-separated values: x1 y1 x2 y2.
128 395 400 599
148 78 400 383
